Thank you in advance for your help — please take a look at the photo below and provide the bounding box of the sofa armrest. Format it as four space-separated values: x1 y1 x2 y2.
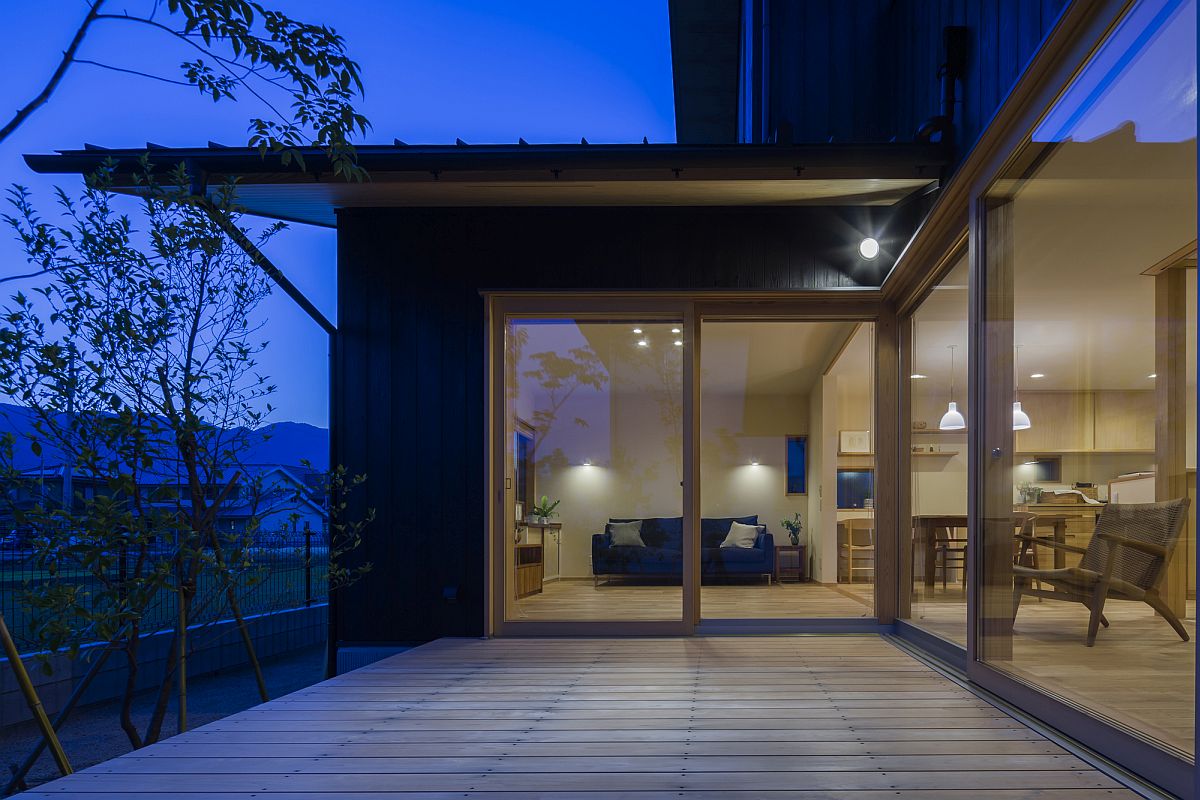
757 531 775 571
591 532 609 555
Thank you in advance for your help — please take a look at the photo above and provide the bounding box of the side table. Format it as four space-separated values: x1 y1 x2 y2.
775 544 807 583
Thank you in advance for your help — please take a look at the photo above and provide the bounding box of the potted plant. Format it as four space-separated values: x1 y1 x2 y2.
780 512 804 546
531 496 560 525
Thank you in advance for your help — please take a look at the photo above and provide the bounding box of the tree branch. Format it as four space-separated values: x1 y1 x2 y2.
0 1 105 145
74 59 194 87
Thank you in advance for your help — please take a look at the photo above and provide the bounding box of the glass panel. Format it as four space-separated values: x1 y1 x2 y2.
978 0 1195 757
699 320 874 619
503 317 683 621
905 255 969 645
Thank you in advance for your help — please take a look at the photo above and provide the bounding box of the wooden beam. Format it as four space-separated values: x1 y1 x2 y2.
874 306 900 624
978 198 1015 661
1155 267 1188 617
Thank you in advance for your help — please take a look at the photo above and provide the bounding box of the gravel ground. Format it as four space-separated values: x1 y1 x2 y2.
0 644 326 792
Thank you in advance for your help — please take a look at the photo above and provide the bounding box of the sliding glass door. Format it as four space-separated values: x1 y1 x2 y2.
973 0 1196 781
697 318 876 621
497 311 686 626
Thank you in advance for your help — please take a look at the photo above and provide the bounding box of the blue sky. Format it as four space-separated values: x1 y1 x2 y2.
0 0 676 427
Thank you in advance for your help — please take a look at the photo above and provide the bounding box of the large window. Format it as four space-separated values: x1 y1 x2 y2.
978 0 1196 760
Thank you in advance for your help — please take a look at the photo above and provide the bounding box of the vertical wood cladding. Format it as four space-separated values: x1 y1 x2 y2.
332 205 910 644
756 0 1071 154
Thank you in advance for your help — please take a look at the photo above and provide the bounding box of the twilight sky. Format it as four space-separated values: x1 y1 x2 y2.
0 0 676 427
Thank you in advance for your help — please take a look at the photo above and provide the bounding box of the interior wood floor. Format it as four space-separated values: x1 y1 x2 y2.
907 588 1197 755
22 636 1140 799
512 578 874 620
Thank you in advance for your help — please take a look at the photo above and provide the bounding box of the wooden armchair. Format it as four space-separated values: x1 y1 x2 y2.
1012 498 1191 646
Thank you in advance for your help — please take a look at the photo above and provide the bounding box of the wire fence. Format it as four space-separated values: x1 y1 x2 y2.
0 527 329 654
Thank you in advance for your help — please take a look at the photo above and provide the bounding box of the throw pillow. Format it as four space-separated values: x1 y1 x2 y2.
607 520 645 547
720 521 762 549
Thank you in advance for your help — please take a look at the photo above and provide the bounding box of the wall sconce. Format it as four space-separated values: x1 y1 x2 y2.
582 458 593 467
749 459 760 466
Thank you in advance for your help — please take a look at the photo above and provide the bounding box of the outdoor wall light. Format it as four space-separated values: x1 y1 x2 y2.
859 237 880 259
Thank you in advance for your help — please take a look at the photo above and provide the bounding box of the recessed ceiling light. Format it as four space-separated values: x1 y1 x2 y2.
1030 373 1044 379
910 373 927 379
859 237 880 259
1149 373 1157 379
671 327 681 334
632 327 643 334
637 340 649 347
673 340 683 346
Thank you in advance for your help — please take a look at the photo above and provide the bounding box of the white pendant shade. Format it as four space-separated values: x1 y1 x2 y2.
939 401 966 431
1012 401 1032 431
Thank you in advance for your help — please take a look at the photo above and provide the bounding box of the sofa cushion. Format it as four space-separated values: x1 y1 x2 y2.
720 521 762 549
703 546 768 565
701 515 759 548
606 520 645 547
611 516 682 551
596 546 681 573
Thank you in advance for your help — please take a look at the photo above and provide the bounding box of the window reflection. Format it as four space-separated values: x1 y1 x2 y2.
980 0 1196 757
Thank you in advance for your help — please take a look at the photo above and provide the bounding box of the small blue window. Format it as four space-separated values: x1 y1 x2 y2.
786 436 807 494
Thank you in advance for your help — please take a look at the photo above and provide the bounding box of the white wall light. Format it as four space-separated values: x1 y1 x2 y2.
859 237 880 259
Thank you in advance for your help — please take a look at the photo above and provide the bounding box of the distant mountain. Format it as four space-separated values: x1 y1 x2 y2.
0 402 328 473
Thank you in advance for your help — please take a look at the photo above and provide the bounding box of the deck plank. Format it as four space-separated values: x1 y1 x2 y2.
19 636 1141 799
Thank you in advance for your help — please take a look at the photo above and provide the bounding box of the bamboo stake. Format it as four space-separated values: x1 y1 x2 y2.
2 640 117 796
177 583 187 734
0 611 72 779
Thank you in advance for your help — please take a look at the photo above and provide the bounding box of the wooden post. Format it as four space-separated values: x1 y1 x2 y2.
1155 267 1187 617
874 305 900 624
978 198 1015 661
897 306 914 620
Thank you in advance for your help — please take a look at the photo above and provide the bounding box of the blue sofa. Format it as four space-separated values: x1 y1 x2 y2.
592 515 775 584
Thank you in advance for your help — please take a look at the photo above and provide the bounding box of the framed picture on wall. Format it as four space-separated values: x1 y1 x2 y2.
839 430 872 454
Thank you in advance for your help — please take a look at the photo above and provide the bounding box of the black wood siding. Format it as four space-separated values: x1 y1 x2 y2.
750 0 1071 155
332 204 913 644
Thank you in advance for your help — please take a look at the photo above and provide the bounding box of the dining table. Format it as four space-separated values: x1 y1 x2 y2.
911 512 1077 586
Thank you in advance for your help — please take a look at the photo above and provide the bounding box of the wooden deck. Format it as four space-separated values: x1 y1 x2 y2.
22 636 1140 799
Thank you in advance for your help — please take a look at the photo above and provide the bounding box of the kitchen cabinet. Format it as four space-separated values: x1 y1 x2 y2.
1015 391 1155 453
1093 390 1155 451
1015 392 1094 452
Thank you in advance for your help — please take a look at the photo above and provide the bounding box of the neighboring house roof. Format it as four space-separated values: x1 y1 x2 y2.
24 142 949 227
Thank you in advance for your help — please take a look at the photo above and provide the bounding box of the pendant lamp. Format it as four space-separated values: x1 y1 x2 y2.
1013 345 1032 431
939 345 966 431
